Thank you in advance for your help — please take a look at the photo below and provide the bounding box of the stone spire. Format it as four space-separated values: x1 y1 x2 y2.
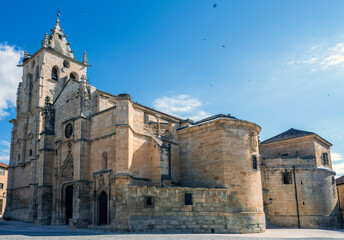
44 10 74 58
41 33 49 47
83 51 88 65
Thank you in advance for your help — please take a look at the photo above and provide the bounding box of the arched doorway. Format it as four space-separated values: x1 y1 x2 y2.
65 185 73 224
98 191 108 225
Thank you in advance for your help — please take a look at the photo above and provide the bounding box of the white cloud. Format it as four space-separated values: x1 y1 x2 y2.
0 43 23 118
333 162 344 177
153 95 211 121
0 140 10 164
188 110 210 121
332 152 344 176
286 42 344 70
311 45 321 51
322 54 344 67
331 152 344 162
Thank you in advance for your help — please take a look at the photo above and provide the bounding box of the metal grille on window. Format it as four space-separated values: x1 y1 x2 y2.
322 153 329 165
282 170 292 184
252 155 258 169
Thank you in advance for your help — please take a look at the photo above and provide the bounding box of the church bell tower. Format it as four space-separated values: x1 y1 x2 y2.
5 11 89 224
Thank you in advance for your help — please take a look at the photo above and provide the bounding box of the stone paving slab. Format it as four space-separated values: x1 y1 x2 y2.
0 220 343 240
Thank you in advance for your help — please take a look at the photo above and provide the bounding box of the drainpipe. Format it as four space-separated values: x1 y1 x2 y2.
293 165 301 228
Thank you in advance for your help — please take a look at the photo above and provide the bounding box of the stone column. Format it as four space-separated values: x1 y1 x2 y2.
156 115 160 136
115 94 133 174
70 117 91 227
36 133 54 225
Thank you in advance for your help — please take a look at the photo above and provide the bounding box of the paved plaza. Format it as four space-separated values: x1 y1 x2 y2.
0 220 343 240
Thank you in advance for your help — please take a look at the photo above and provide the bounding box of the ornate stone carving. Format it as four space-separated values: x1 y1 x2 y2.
27 133 33 144
17 138 22 148
83 51 88 65
61 154 73 178
93 170 111 195
42 96 55 135
41 33 50 48
99 174 105 188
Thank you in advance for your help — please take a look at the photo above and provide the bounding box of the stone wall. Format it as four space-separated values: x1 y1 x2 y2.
314 139 332 168
176 118 265 232
260 138 315 159
261 159 339 228
112 182 265 233
336 183 344 227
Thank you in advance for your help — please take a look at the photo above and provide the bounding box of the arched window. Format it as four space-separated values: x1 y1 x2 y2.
63 60 70 68
70 72 77 80
29 149 32 157
101 152 108 170
52 66 58 80
35 66 39 80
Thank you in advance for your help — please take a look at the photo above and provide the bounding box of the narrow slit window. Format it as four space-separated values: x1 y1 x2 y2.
35 66 39 80
184 193 193 205
144 196 154 208
252 155 258 169
52 67 58 80
322 153 329 165
282 170 292 184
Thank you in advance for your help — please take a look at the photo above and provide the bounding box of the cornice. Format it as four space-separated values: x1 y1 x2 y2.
22 47 87 68
177 117 261 135
260 134 332 148
133 102 182 123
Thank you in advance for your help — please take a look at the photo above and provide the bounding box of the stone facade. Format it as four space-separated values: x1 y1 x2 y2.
336 176 344 226
0 162 8 216
4 15 341 232
260 129 340 228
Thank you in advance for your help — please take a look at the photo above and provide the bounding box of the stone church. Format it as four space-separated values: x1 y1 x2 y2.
4 14 341 233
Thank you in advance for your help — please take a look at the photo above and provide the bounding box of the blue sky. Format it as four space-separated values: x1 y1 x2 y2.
0 0 344 174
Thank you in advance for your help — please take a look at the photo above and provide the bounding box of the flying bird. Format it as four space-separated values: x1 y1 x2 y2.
213 3 217 8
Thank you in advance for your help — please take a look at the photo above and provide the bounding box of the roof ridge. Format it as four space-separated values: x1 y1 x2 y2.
261 128 315 144
194 114 237 125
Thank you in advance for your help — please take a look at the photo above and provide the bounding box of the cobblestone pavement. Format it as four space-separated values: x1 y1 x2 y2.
0 220 343 240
